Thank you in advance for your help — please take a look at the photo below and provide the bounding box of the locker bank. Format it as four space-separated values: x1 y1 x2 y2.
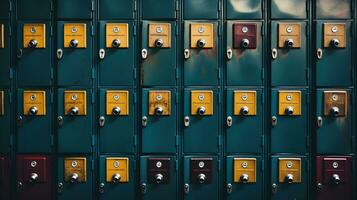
0 0 355 199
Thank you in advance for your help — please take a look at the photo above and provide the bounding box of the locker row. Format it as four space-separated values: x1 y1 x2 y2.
0 154 353 200
0 88 353 154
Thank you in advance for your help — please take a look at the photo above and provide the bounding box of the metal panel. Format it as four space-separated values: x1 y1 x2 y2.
56 21 92 86
141 21 177 86
183 88 219 153
142 0 177 19
57 89 92 153
270 89 308 153
57 156 93 200
0 21 10 87
226 0 262 19
316 156 353 200
271 0 307 19
0 90 11 153
17 22 52 86
316 0 351 19
17 89 52 153
141 88 177 153
16 155 52 200
57 0 93 19
99 21 135 86
99 156 135 200
17 0 52 20
183 156 219 200
99 88 135 153
140 156 177 200
184 0 219 19
226 89 263 153
226 21 263 86
271 156 308 199
315 21 352 87
99 0 135 20
271 21 307 86
184 21 219 86
226 156 263 199
316 89 352 154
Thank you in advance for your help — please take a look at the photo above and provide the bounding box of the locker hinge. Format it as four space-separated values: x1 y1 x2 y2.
50 68 54 80
91 68 95 79
175 159 178 171
218 0 221 11
51 135 54 146
91 25 95 36
217 68 221 80
50 25 53 36
218 91 221 104
8 24 11 36
175 23 178 36
133 158 137 170
176 0 179 11
175 67 179 80
92 159 95 171
134 92 137 104
261 159 264 172
218 23 221 36
261 68 264 80
261 0 265 13
8 0 12 12
306 93 310 104
9 135 13 147
261 24 264 36
50 1 54 12
92 135 95 146
91 0 95 11
218 160 221 171
175 92 178 104
133 68 136 80
9 68 13 79
50 92 54 103
175 135 179 146
261 92 264 104
261 135 264 147
133 24 136 36
133 135 137 147
134 0 137 11
92 92 95 104
306 68 309 81
218 135 222 146
9 92 12 103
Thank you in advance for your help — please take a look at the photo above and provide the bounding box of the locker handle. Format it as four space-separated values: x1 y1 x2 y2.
226 183 232 194
184 183 190 194
17 115 23 126
142 116 148 127
271 48 277 59
317 182 323 191
141 49 148 59
317 116 323 128
271 116 277 126
99 49 105 60
99 183 105 194
99 116 105 127
17 49 23 59
227 116 232 127
57 116 63 127
316 48 323 60
184 49 190 59
141 183 147 194
57 182 64 193
272 183 278 194
17 181 23 191
226 48 233 60
184 116 190 127
57 49 63 60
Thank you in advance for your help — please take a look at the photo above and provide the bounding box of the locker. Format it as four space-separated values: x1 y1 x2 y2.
271 0 307 19
184 0 219 20
142 0 177 20
0 90 11 153
16 0 52 20
57 0 93 20
99 0 135 20
316 0 352 19
0 21 10 86
226 0 263 20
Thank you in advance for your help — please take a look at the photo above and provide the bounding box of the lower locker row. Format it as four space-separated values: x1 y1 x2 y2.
0 155 353 199
0 88 352 154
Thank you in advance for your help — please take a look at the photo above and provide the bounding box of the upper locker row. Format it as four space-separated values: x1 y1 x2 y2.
0 0 354 87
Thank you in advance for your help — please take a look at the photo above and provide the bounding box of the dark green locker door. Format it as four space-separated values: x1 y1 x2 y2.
99 155 135 200
16 22 52 86
0 0 10 19
141 88 177 153
142 0 177 19
56 21 93 86
99 0 135 20
0 21 10 87
226 21 263 86
226 88 263 154
99 88 135 153
271 21 308 86
316 0 351 19
270 89 308 154
316 89 352 154
183 156 219 200
183 88 220 153
57 0 93 19
98 21 135 86
226 156 263 200
315 21 352 87
226 0 263 19
140 156 178 200
183 0 219 20
0 89 11 153
270 0 307 19
17 0 52 20
16 89 52 153
271 156 308 200
57 89 93 153
141 21 177 86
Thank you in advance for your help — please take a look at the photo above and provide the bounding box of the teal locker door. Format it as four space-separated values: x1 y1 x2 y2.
0 89 11 153
183 0 219 20
99 21 135 86
99 0 135 20
0 21 10 87
226 89 263 154
0 0 10 19
316 0 351 19
99 155 135 200
57 89 92 153
99 88 135 153
57 156 93 200
17 0 52 20
316 89 352 154
184 21 219 86
183 88 219 153
140 156 178 200
141 21 177 86
226 0 262 19
16 21 52 86
270 0 307 19
16 89 52 153
226 21 263 86
141 88 177 153
271 156 308 200
271 21 308 86
226 156 263 200
183 156 219 200
56 21 93 87
315 21 352 87
270 89 308 154
142 0 177 19
57 0 93 19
